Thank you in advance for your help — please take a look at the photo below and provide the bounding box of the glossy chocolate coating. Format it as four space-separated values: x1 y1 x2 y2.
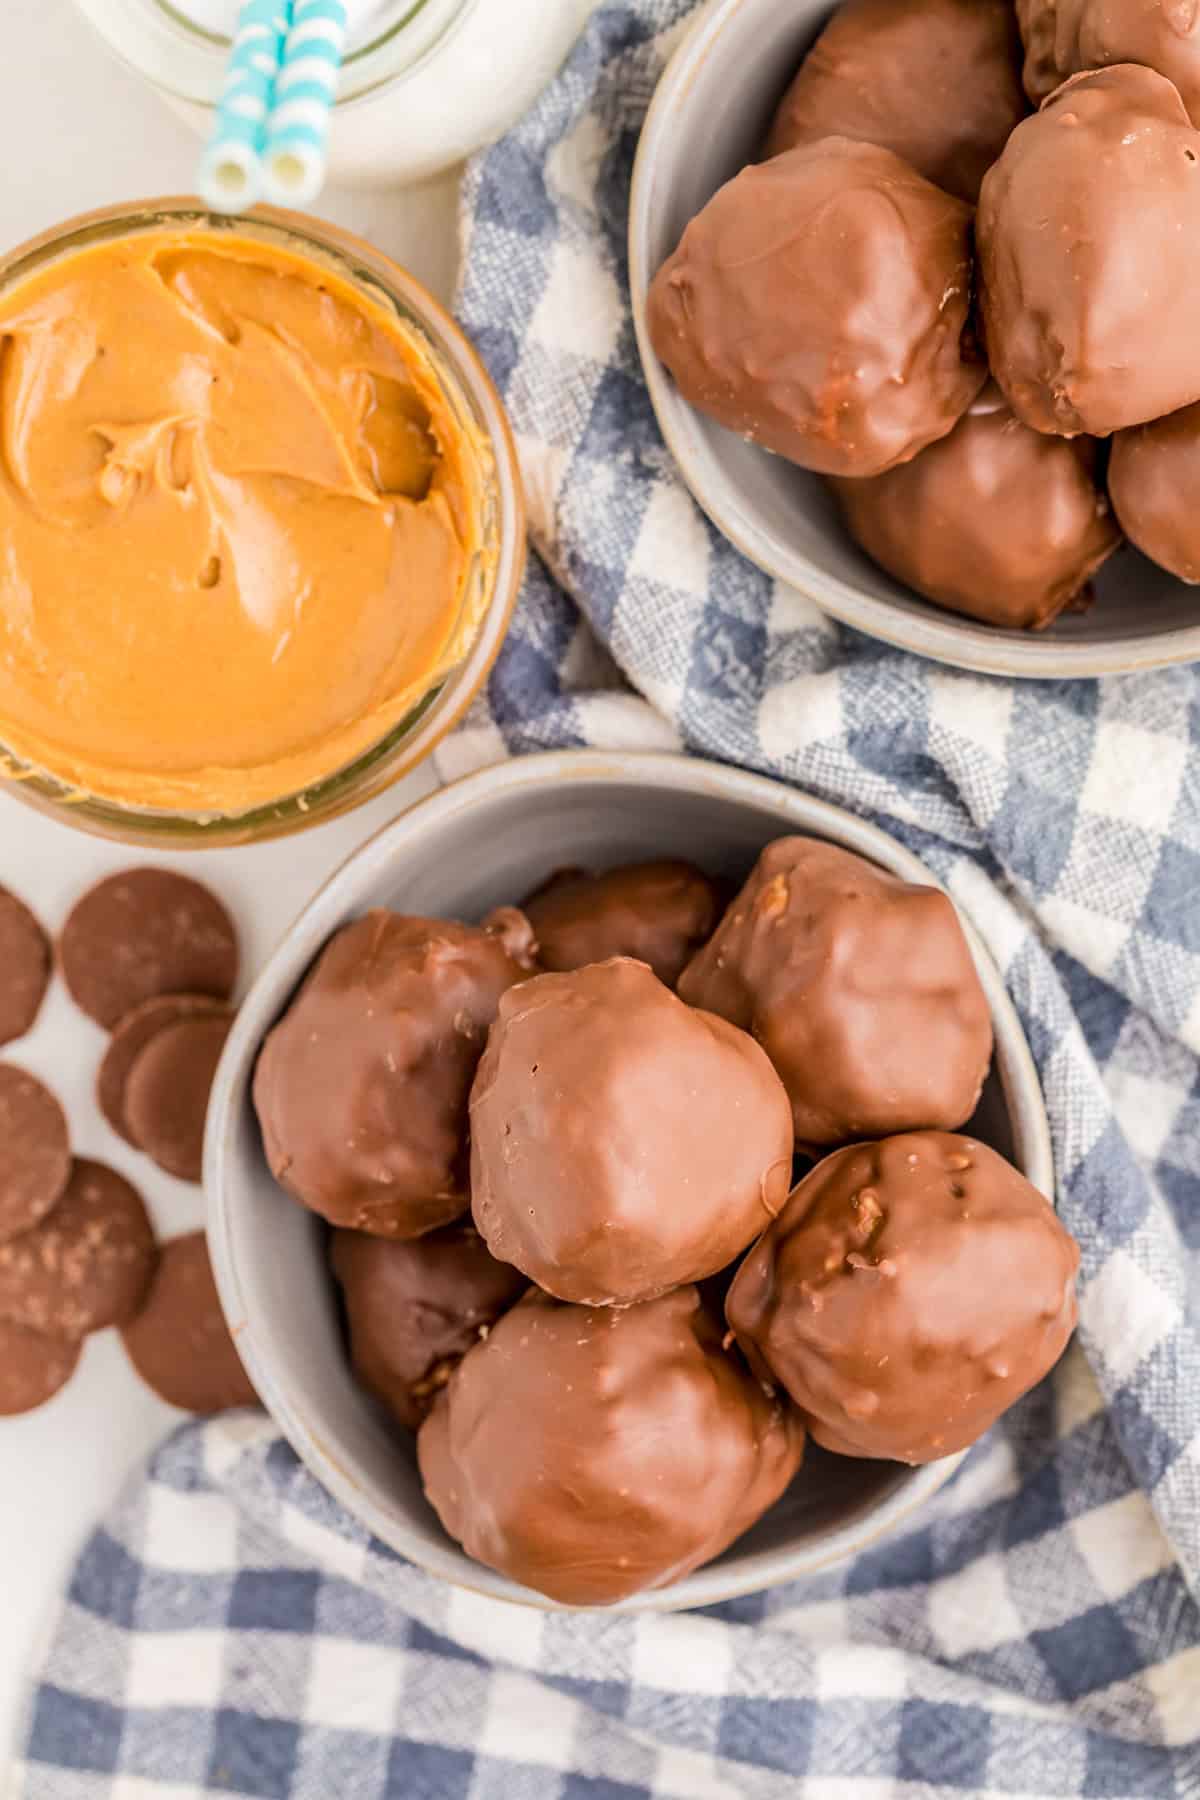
678 838 993 1147
331 1224 527 1430
470 958 793 1306
767 0 1027 202
418 1285 806 1604
521 859 719 987
648 138 984 478
1017 0 1200 121
978 64 1200 435
727 1132 1079 1463
254 911 532 1238
1109 399 1200 581
832 384 1121 629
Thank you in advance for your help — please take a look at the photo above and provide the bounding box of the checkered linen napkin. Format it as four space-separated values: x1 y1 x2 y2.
14 4 1200 1795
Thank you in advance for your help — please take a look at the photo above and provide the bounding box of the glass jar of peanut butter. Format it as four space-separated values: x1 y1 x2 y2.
0 200 524 845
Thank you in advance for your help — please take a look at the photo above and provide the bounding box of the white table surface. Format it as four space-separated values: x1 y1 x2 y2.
0 0 462 1759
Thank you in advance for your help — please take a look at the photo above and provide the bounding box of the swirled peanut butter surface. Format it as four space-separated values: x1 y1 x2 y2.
0 228 485 812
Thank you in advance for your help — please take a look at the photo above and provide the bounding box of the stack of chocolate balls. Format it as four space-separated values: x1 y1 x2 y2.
649 0 1200 628
254 841 1079 1605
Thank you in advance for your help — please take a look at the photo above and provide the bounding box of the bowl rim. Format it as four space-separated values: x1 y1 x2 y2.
206 747 1055 1613
627 0 1200 681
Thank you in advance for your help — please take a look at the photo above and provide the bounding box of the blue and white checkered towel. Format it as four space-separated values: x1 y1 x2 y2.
15 5 1200 1794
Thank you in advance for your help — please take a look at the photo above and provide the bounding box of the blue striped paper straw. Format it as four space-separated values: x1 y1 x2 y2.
261 0 349 207
198 0 293 212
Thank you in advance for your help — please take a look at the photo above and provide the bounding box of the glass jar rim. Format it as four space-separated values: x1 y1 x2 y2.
0 198 524 847
71 0 481 108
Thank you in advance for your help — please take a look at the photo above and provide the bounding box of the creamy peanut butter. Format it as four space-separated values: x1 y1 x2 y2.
0 227 488 813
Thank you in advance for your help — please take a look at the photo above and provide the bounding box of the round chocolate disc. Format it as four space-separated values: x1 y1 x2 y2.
0 1063 72 1245
0 888 52 1047
123 1012 233 1183
0 1158 157 1338
99 994 228 1146
61 869 238 1030
0 1318 81 1416
121 1232 258 1414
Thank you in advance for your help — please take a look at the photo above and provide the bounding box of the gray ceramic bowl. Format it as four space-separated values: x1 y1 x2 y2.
629 0 1200 678
207 750 1053 1612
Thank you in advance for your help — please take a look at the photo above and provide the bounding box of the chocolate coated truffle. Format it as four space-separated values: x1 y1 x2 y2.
766 0 1027 203
679 838 992 1147
419 1285 805 1604
1109 400 1200 581
470 958 793 1305
727 1132 1079 1462
978 64 1200 436
520 859 719 987
331 1224 527 1430
1017 0 1200 121
832 384 1121 629
648 139 984 478
254 912 532 1238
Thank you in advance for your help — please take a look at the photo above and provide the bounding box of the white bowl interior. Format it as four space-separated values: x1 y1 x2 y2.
208 753 1052 1612
629 0 1200 677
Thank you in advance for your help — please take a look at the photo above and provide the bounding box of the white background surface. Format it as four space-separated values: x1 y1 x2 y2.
0 0 463 1758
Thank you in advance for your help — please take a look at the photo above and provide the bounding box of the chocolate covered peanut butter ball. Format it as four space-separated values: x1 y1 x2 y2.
470 958 793 1306
331 1224 527 1430
679 838 992 1147
254 912 533 1238
419 1285 806 1604
767 0 1027 203
1109 400 1200 582
832 384 1121 629
648 139 984 478
978 64 1200 436
726 1133 1079 1463
519 859 719 987
1017 0 1200 121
